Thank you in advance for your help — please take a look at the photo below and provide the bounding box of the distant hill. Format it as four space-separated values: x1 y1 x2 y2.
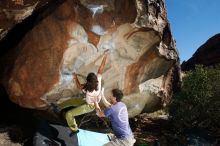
181 33 220 71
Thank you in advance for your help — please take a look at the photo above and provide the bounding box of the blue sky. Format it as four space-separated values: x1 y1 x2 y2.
166 0 220 63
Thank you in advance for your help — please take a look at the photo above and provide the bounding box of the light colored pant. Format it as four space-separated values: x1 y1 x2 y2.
104 136 136 146
58 98 95 131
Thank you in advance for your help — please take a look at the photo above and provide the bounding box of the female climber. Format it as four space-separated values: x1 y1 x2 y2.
60 50 109 133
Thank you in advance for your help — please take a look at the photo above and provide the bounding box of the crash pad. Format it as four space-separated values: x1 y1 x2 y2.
33 119 110 146
78 129 110 146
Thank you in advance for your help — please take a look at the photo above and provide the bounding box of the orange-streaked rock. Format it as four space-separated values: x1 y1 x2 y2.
0 0 180 117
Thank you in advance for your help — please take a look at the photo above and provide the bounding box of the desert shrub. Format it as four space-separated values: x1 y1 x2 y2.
168 64 220 133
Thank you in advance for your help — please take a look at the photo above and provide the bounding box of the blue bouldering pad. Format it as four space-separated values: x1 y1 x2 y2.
78 129 110 146
33 119 110 146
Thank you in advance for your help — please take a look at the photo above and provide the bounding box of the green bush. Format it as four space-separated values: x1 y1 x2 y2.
168 64 220 133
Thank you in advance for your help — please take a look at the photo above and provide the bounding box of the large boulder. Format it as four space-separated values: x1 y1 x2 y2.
0 0 54 40
0 0 180 117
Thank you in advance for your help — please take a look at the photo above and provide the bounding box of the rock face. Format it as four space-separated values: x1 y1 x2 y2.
0 0 180 117
181 33 220 71
0 0 53 40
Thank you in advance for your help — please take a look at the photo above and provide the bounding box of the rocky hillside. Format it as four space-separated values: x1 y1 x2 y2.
181 33 220 71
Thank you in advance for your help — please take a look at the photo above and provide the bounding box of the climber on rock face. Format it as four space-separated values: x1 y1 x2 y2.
58 50 109 133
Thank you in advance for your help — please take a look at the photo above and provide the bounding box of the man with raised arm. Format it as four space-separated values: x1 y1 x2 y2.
97 89 136 146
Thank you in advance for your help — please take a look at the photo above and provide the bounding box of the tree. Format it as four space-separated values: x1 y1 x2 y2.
168 64 220 134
